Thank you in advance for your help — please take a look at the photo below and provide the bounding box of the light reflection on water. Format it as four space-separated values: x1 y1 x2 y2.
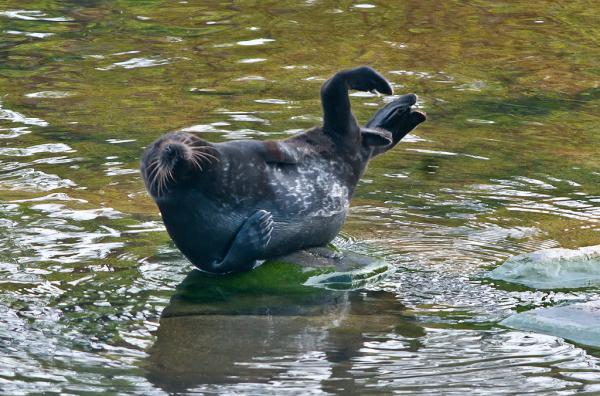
1 0 600 394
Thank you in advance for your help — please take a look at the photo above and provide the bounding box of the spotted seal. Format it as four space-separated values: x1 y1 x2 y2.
141 66 426 273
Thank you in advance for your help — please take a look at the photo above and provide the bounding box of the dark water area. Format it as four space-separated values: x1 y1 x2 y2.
1 1 600 394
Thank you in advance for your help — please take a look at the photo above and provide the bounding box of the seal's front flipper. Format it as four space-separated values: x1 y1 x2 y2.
321 66 393 136
344 66 393 95
207 210 274 274
365 93 426 157
261 141 301 165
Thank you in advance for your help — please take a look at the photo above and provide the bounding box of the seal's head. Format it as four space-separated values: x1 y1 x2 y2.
140 132 218 199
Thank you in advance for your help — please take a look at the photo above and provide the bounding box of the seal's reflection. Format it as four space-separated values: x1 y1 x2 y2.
145 260 425 393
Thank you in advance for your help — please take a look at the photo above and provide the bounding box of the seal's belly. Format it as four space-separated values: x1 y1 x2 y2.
258 161 351 256
265 160 351 218
160 158 352 266
162 198 346 266
264 210 347 258
216 156 351 224
159 196 241 264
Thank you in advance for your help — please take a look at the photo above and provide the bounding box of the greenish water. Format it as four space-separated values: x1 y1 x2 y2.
1 1 600 394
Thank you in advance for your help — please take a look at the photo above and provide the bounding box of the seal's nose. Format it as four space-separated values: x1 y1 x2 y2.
161 142 185 164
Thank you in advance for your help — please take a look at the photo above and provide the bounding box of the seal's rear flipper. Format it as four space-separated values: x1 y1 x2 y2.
206 210 274 274
321 66 393 136
361 128 393 148
366 93 417 130
365 94 426 157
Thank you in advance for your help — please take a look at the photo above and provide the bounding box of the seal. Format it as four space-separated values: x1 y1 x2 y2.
141 66 426 273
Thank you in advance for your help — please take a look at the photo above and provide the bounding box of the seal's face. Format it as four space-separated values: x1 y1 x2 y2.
140 132 218 199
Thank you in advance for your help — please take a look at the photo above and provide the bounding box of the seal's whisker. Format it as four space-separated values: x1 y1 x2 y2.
145 162 160 181
192 150 218 163
158 173 167 196
192 151 213 167
160 166 171 192
201 152 219 162
154 176 162 197
148 167 160 188
145 158 159 172
151 165 166 196
192 151 210 161
189 154 204 171
191 142 220 154
190 154 205 170
196 145 220 154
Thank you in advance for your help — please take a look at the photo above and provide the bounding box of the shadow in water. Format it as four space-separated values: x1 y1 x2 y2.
145 260 424 393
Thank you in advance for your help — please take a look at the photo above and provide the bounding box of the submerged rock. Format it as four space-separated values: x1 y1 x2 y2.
501 301 600 348
487 245 600 289
160 247 391 317
281 247 392 290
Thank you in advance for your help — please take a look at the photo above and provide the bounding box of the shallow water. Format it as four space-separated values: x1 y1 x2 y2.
1 0 600 394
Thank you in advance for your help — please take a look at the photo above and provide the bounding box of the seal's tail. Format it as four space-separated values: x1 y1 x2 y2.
365 94 426 157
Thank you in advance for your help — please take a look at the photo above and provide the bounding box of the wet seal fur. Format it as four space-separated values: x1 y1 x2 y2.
141 66 426 273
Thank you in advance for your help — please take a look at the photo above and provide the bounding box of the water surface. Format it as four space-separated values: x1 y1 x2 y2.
1 1 600 394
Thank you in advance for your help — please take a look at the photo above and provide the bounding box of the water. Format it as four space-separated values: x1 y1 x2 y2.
1 0 600 393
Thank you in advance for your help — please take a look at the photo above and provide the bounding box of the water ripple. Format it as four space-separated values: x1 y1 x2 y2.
5 30 54 39
0 166 76 191
0 10 71 22
0 101 48 127
353 330 599 393
0 127 30 139
0 143 73 157
96 56 171 71
237 38 275 46
25 91 73 99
